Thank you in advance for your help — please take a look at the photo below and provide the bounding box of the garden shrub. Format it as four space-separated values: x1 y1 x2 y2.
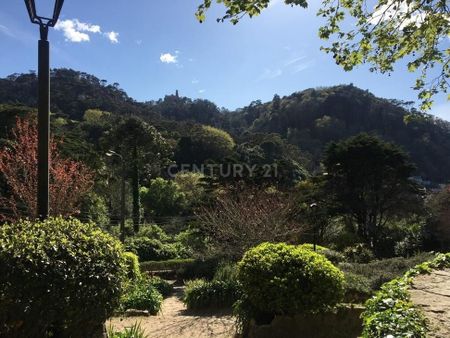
361 253 450 337
213 261 238 282
299 243 346 264
362 279 428 338
343 272 372 303
238 242 345 316
183 279 241 310
339 252 434 291
120 277 163 315
343 243 375 263
0 217 127 337
149 276 173 297
176 256 222 281
140 258 195 272
123 252 141 281
125 237 180 261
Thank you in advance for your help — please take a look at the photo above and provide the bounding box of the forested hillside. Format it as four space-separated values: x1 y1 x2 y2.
1 70 449 183
229 86 450 182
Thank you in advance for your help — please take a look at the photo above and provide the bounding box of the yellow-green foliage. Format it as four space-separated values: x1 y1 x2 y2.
200 125 235 154
0 217 127 337
123 252 141 281
83 108 110 125
238 242 345 315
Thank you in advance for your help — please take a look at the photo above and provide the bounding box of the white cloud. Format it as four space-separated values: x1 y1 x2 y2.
257 68 283 81
293 60 315 73
106 31 119 44
198 89 206 94
160 53 178 64
55 19 118 44
55 19 90 42
284 55 306 67
369 1 427 28
0 24 14 38
192 79 199 84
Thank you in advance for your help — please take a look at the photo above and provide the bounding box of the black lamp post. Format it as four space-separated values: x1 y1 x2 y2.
24 0 64 220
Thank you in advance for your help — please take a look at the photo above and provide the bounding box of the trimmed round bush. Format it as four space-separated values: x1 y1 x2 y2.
238 242 345 315
0 217 127 337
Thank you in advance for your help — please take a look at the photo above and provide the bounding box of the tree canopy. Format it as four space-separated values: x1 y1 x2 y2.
197 0 450 109
323 133 420 245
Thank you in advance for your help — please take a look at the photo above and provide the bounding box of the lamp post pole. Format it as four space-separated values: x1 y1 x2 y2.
37 25 50 220
24 0 65 220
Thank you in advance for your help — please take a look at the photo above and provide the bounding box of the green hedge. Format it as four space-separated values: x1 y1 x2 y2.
362 253 450 337
0 217 127 337
238 242 345 316
140 258 195 272
183 279 241 310
140 257 222 281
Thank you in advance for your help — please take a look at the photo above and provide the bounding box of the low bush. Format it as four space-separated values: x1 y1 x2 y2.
125 237 181 262
140 258 195 272
339 252 435 291
343 272 372 303
343 244 375 263
107 322 148 338
176 256 222 281
299 243 346 264
0 217 127 337
183 279 241 310
362 278 427 338
149 276 173 298
120 278 163 315
238 243 345 317
361 253 450 337
213 261 238 282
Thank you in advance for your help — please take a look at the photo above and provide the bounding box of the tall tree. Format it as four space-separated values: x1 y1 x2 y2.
0 116 94 221
106 117 172 232
197 0 450 109
323 133 420 246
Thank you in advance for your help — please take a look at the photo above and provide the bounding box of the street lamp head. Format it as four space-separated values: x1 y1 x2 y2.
106 150 122 159
24 0 64 28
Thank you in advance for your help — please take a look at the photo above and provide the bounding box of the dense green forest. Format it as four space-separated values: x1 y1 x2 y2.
1 69 450 183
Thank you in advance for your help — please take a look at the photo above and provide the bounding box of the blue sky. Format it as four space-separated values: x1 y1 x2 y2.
0 0 448 120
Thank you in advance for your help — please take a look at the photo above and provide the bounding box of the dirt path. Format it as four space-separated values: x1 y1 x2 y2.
108 286 237 338
409 269 450 338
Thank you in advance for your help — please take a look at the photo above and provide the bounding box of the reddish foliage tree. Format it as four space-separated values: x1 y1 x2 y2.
0 116 94 221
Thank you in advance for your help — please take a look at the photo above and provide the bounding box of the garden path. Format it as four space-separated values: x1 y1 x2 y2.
409 269 450 338
108 286 237 338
